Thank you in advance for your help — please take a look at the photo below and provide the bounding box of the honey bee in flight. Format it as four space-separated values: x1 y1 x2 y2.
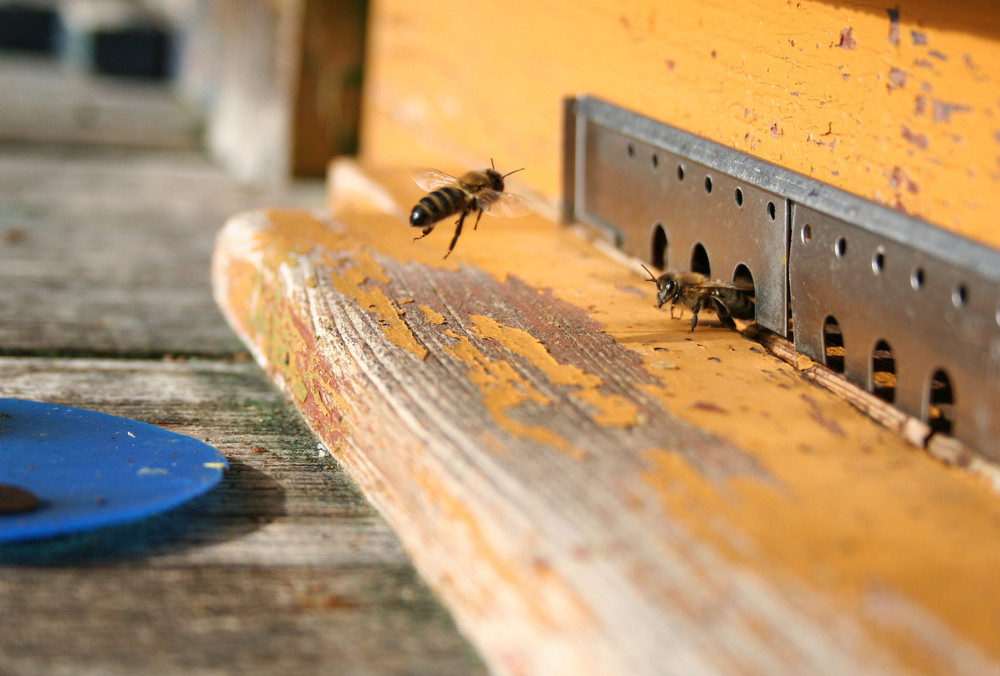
641 265 755 332
410 160 531 258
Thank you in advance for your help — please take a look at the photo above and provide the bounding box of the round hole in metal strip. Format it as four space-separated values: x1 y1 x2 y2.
0 399 228 543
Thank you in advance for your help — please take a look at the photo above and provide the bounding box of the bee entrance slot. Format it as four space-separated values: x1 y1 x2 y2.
732 263 757 324
871 340 897 403
650 222 668 270
567 96 1000 459
927 369 955 434
690 243 711 277
733 263 755 291
822 316 845 373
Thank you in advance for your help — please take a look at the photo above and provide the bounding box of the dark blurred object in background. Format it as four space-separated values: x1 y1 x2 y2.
0 3 59 53
93 23 172 79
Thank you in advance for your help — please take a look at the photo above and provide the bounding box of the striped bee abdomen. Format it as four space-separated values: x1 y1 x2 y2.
410 186 470 228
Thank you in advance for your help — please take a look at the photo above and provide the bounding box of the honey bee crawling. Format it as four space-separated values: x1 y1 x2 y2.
410 160 531 258
641 265 755 332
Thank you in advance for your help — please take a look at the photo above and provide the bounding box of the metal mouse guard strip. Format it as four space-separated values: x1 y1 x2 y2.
563 95 1000 462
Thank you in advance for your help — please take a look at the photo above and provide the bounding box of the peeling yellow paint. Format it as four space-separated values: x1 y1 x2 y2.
470 314 639 428
471 315 601 387
444 326 584 460
421 304 447 325
571 388 640 428
641 434 1000 672
326 251 428 361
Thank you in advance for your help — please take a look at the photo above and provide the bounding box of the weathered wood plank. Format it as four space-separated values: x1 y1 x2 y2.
0 144 324 356
0 54 200 150
361 0 1000 248
213 161 1000 675
0 566 482 676
0 356 486 674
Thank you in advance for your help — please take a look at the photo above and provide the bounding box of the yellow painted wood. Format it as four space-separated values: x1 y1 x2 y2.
362 0 1000 248
213 160 1000 675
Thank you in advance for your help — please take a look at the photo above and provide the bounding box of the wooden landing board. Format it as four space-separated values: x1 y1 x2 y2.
213 162 1000 676
0 356 485 675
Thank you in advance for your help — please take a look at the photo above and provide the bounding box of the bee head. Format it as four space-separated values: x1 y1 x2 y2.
486 158 524 191
657 277 678 308
641 265 673 308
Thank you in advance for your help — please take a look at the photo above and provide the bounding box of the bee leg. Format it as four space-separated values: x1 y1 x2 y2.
710 298 738 330
715 305 737 330
689 297 703 332
443 211 469 259
472 208 484 230
413 225 435 242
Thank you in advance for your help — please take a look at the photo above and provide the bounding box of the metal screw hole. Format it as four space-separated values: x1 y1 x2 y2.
734 187 744 207
767 201 776 220
835 237 847 258
651 153 659 169
627 143 635 158
872 249 885 275
676 165 685 181
952 284 968 309
911 267 925 291
704 176 713 194
801 224 812 244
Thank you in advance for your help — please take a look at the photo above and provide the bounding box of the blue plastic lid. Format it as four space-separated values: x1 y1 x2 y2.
0 398 228 543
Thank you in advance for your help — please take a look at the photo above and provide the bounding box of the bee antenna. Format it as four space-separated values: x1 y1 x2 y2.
490 157 496 171
502 167 525 179
640 264 659 283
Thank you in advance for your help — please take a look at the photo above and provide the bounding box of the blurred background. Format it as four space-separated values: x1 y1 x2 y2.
0 0 366 182
0 0 368 357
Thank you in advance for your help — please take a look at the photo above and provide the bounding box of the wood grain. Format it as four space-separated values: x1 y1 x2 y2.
213 161 1000 675
0 143 323 357
361 0 1000 249
0 357 485 675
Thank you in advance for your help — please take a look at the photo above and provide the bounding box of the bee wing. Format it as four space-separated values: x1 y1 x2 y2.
411 168 457 192
693 280 755 295
483 192 533 218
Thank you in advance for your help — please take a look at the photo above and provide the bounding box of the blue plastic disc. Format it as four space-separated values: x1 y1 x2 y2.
0 398 228 543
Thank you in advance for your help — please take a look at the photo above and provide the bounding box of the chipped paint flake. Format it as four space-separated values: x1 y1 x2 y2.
837 27 856 50
444 328 584 459
421 304 447 325
932 100 972 123
327 251 428 360
470 315 640 428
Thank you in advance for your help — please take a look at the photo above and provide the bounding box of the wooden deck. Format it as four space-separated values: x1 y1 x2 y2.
0 54 485 675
